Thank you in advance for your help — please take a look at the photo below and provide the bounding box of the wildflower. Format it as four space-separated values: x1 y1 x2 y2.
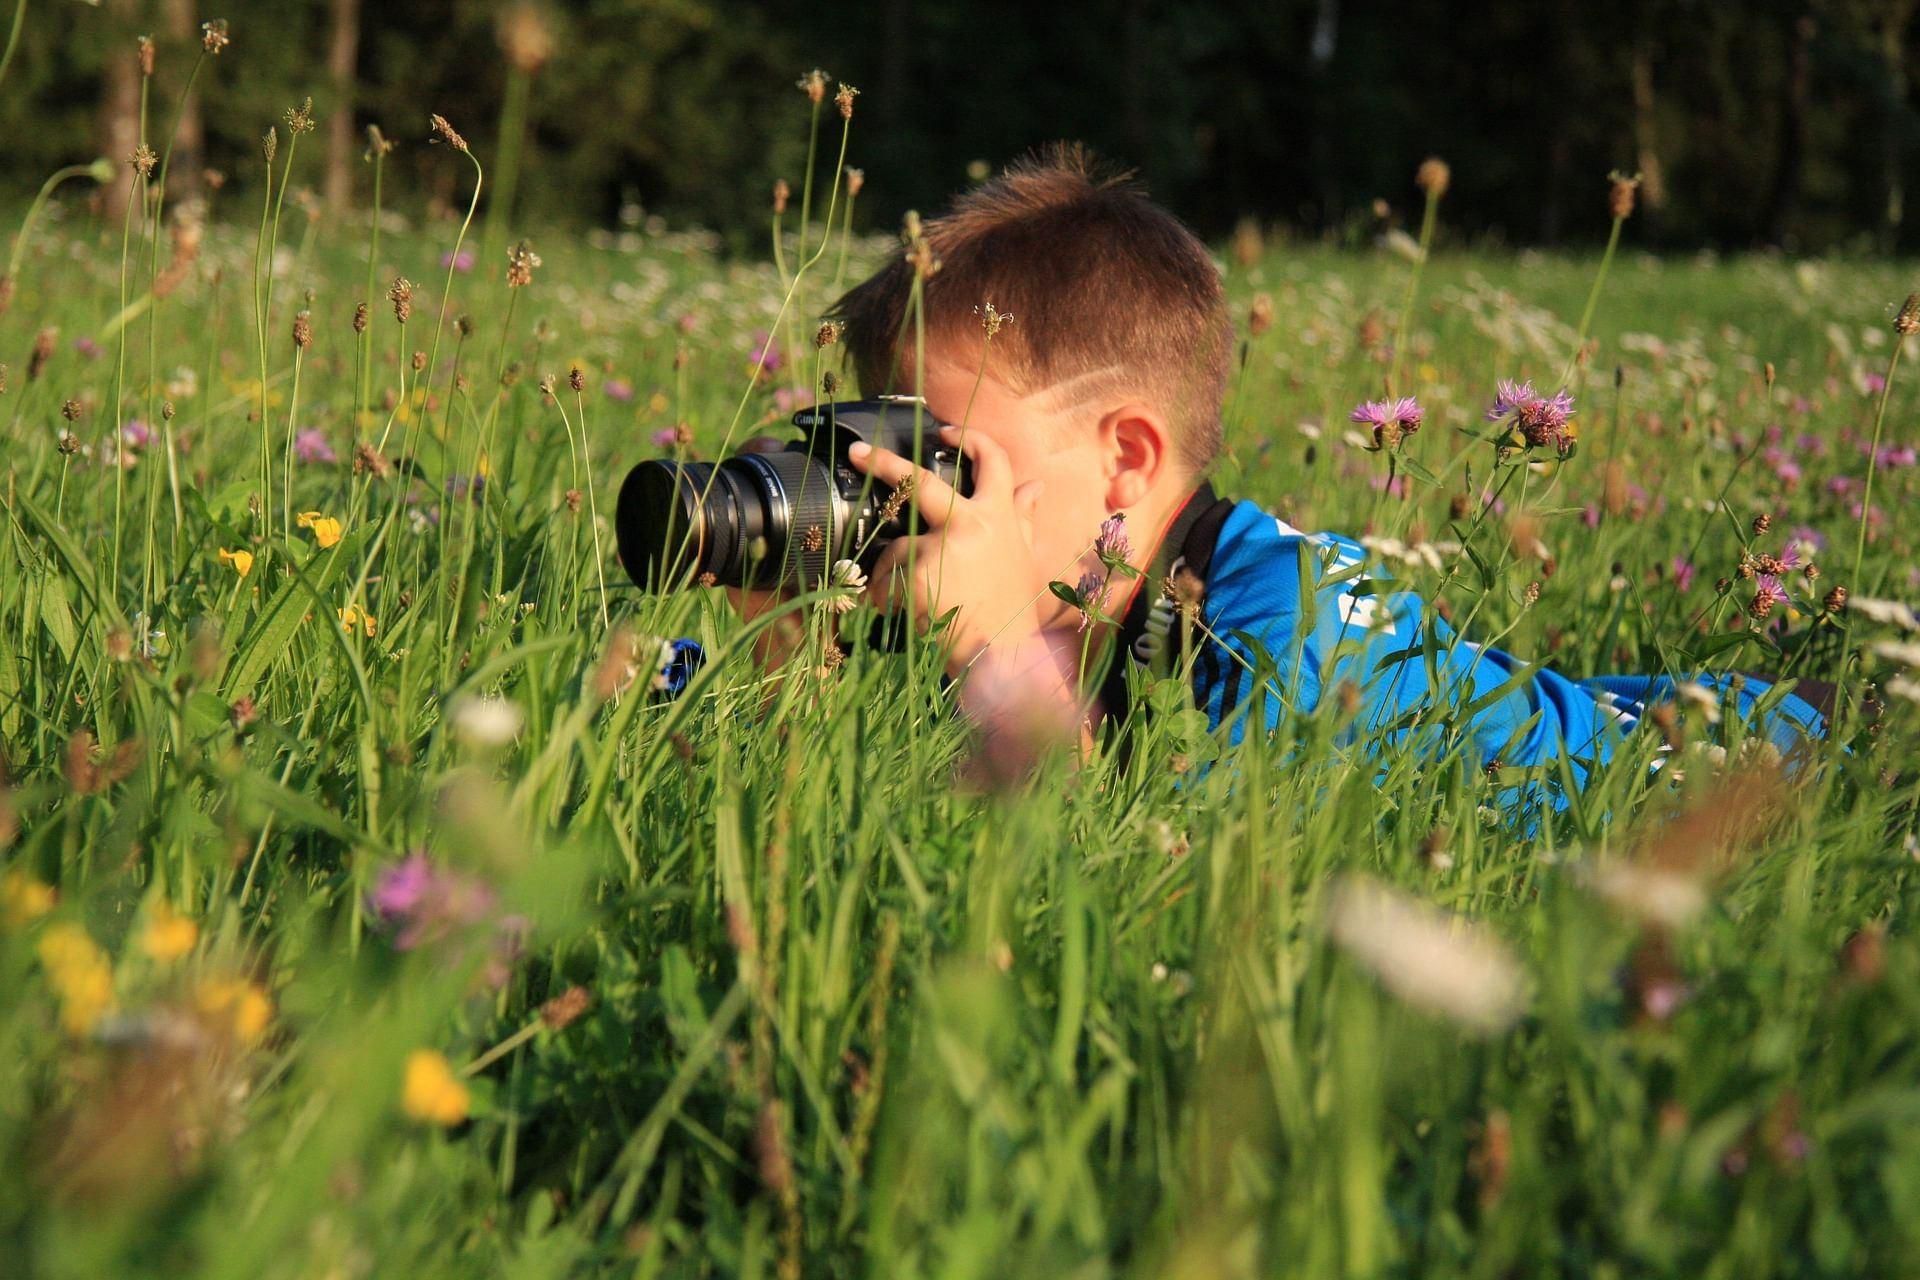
285 97 316 135
130 145 157 179
747 330 783 377
772 179 790 215
651 426 681 449
139 901 198 963
440 247 475 273
402 1049 471 1126
1327 876 1525 1034
1607 171 1642 221
369 853 497 950
1415 157 1451 198
294 428 336 465
505 240 540 288
200 18 231 55
498 3 554 73
449 695 523 749
1485 379 1577 457
1 869 55 927
337 604 377 637
1094 512 1132 567
121 419 152 449
845 167 865 199
388 276 414 323
428 113 468 151
1670 557 1696 592
216 547 254 577
540 985 592 1030
1850 595 1918 630
28 328 53 381
291 310 313 350
1074 569 1108 632
815 321 841 348
1823 585 1849 614
797 68 829 103
827 559 867 613
37 923 115 1035
195 975 272 1043
137 34 155 76
1350 396 1424 450
353 442 391 478
836 83 860 119
1248 293 1274 336
297 510 343 548
445 474 485 504
60 398 81 422
1749 575 1787 621
604 377 634 402
262 127 277 163
568 366 585 393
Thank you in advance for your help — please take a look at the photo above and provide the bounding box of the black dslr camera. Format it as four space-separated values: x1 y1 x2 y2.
615 397 972 591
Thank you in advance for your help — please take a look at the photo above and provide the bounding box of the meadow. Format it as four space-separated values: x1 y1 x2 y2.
4 69 1920 1279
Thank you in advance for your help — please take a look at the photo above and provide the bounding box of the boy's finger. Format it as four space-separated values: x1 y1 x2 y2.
848 442 961 525
938 424 1013 503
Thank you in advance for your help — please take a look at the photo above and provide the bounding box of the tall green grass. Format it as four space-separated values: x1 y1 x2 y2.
1 69 1919 1280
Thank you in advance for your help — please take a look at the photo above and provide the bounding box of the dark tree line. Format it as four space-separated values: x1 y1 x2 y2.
1 0 1917 251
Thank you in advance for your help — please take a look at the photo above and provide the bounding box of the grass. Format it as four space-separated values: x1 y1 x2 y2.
2 96 1920 1279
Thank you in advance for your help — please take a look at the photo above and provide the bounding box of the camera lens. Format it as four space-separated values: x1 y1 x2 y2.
616 451 846 590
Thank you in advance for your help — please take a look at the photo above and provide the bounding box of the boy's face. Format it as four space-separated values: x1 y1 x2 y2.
909 348 1119 624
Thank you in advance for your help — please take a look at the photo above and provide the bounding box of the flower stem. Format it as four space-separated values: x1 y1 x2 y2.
1563 214 1625 386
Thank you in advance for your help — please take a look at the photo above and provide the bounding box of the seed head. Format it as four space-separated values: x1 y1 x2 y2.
538 374 557 399
1751 511 1772 536
353 442 390 478
130 145 157 179
835 83 860 120
506 240 541 288
1249 293 1274 336
815 321 840 348
60 399 81 422
568 366 585 393
539 986 591 1030
801 525 825 553
772 179 790 215
975 302 1012 339
161 400 174 421
821 370 840 396
365 124 394 159
388 276 415 324
455 314 474 338
286 97 316 136
28 328 54 381
845 167 865 199
1607 170 1642 221
429 114 469 152
411 350 426 372
1415 157 1451 198
200 19 231 55
1896 294 1920 338
57 431 78 456
292 310 313 350
1823 585 1849 614
137 35 155 77
797 69 829 103
498 4 555 74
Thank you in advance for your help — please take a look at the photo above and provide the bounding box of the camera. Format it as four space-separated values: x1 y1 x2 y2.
615 396 972 592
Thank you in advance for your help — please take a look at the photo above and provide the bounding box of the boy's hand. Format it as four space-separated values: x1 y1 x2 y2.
849 424 1049 674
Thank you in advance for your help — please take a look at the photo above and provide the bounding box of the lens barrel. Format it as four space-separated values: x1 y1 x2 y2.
616 451 845 590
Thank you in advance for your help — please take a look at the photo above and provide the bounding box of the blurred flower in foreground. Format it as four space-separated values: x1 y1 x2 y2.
604 377 634 403
194 975 272 1045
369 853 498 951
403 1049 470 1126
450 695 523 749
139 901 198 963
956 630 1087 791
297 509 342 548
1328 875 1525 1034
38 923 116 1035
2 868 56 926
217 547 254 577
338 604 377 637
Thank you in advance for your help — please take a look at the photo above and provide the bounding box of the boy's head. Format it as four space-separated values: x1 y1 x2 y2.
831 145 1231 589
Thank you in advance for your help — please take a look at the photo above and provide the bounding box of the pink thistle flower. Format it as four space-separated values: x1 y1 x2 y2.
1349 396 1423 449
1670 557 1696 592
1754 574 1788 608
369 853 498 951
652 426 680 449
1485 379 1536 421
294 428 337 464
440 248 475 273
1488 379 1577 456
603 378 634 403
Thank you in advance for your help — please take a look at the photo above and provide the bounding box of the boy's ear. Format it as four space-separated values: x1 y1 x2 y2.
1099 401 1172 510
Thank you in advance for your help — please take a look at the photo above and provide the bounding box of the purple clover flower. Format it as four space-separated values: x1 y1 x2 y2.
295 428 337 464
604 378 635 403
1094 513 1131 566
368 853 502 954
441 248 475 273
747 330 783 377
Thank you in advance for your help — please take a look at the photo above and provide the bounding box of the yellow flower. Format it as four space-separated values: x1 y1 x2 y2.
2 869 56 927
338 604 378 638
217 547 255 577
402 1049 471 1127
37 922 114 1035
297 510 343 548
195 975 273 1044
139 900 198 963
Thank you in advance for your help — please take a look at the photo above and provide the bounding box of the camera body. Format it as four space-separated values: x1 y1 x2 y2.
615 396 971 591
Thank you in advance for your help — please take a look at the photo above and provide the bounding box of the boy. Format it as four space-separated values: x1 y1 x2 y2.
784 145 1829 791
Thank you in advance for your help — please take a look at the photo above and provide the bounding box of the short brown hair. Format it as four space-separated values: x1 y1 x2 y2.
831 143 1232 471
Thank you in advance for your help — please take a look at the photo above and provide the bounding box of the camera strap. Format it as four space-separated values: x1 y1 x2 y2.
1098 481 1236 726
